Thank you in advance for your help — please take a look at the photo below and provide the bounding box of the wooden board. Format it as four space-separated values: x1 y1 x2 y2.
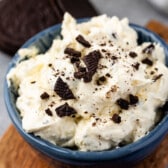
0 125 168 168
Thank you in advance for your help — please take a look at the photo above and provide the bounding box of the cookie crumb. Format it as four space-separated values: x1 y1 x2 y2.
76 35 91 48
111 113 121 123
40 92 50 99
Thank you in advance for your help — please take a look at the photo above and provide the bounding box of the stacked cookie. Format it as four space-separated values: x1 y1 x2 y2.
0 0 97 54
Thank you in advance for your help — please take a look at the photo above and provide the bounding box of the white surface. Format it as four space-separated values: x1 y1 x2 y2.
0 0 168 137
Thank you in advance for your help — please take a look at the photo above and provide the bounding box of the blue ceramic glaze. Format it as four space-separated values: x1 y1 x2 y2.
4 19 168 167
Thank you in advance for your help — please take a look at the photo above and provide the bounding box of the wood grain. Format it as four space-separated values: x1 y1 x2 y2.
0 125 168 168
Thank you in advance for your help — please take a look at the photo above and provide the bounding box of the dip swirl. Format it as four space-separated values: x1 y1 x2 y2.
7 13 168 151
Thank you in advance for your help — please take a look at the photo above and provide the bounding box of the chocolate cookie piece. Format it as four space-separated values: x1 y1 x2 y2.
0 0 98 55
54 77 76 100
55 102 77 117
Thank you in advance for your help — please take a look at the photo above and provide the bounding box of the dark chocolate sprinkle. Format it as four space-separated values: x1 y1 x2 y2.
40 92 50 99
31 81 36 84
55 103 77 117
132 62 140 70
112 113 121 123
76 35 91 48
141 58 153 66
129 94 139 105
129 51 137 58
142 44 155 54
45 108 53 116
153 74 163 82
64 47 81 57
54 77 75 100
116 98 129 110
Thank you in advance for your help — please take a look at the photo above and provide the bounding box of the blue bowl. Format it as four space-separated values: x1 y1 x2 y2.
4 19 168 167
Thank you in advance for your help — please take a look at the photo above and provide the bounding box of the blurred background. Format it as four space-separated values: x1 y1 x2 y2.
0 0 168 137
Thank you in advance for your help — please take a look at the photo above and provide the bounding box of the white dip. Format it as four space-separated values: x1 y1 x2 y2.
7 13 168 151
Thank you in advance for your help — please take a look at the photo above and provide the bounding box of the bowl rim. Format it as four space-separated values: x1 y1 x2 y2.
4 19 168 162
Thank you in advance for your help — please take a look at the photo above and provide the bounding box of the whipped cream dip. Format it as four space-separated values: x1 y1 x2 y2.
7 13 168 151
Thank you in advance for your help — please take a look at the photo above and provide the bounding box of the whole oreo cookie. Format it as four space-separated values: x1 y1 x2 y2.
0 0 97 55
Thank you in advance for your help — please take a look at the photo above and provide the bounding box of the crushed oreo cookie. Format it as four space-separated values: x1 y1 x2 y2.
96 76 106 85
82 50 101 82
129 51 137 58
132 62 140 70
116 98 129 110
129 94 139 105
54 77 75 100
64 47 81 63
141 58 153 66
76 35 91 48
70 56 80 64
106 73 111 78
116 94 139 109
153 74 163 82
64 47 81 57
112 33 117 39
74 66 87 79
142 44 155 54
40 92 50 99
45 108 53 116
111 113 121 123
55 103 77 117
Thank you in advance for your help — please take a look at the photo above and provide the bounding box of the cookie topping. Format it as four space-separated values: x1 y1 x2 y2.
55 103 77 117
111 56 118 60
141 58 153 66
153 74 163 82
129 94 139 105
64 47 81 57
64 47 81 63
116 98 129 110
74 67 87 79
31 81 36 84
129 51 137 58
142 44 155 54
54 77 75 100
40 92 50 99
82 50 101 82
96 76 106 85
112 33 117 39
76 35 91 48
132 62 140 70
45 108 53 116
111 113 121 123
